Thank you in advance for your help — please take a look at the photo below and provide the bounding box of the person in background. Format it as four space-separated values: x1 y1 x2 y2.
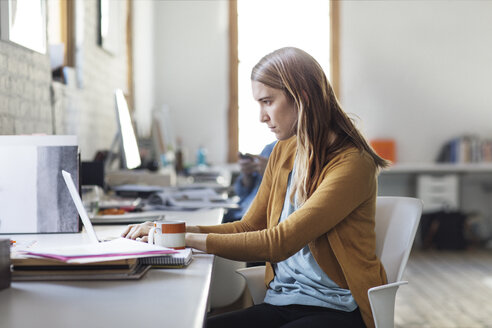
222 141 277 223
123 47 389 328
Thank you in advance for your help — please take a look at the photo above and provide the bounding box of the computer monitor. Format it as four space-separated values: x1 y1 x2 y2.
106 89 142 170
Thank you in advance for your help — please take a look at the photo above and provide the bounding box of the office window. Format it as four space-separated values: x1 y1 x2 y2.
0 0 47 53
228 0 338 158
47 0 74 69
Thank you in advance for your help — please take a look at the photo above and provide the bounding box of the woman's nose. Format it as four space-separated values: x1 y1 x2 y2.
259 108 269 123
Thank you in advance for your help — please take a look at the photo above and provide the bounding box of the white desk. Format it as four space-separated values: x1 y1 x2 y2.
381 162 492 174
0 208 223 328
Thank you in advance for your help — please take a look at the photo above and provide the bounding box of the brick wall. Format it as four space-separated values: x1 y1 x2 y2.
0 43 52 134
1 0 129 160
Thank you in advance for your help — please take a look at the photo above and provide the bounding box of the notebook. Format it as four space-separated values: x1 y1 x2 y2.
139 248 193 268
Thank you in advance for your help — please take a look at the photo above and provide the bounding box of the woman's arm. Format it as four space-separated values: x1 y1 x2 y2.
205 151 377 263
122 143 277 243
121 172 272 241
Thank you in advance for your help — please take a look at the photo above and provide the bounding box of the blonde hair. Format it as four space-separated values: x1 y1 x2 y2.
251 47 389 206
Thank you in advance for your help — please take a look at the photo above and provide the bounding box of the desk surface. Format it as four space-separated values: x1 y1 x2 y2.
0 208 223 328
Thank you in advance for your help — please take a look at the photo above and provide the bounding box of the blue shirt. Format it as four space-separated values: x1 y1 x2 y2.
264 167 357 311
222 141 277 223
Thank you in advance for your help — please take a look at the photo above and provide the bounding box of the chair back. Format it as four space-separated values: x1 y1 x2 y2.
374 197 423 283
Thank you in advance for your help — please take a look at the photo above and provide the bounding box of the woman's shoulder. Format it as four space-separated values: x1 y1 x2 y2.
329 147 377 171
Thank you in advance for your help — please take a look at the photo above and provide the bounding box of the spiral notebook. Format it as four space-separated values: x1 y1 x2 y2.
139 248 193 268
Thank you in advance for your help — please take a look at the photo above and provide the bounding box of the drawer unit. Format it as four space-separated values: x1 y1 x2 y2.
417 174 459 213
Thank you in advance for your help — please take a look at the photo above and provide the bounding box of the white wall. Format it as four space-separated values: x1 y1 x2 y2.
339 0 492 163
142 0 492 165
152 0 229 165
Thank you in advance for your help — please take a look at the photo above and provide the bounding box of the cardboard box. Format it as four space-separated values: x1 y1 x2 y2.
0 135 79 233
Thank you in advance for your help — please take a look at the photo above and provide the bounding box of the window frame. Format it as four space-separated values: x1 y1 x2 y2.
227 0 340 162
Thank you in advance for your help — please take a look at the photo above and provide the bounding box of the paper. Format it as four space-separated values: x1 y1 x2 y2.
112 184 164 193
19 238 177 264
91 211 166 224
148 189 239 210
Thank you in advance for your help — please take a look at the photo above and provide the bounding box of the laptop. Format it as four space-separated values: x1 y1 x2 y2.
62 170 108 243
56 171 172 279
63 170 165 225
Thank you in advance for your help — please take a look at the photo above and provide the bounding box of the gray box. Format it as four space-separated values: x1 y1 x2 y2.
0 239 11 290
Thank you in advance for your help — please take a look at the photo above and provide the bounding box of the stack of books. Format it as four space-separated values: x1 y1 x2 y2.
11 237 195 280
11 238 180 281
11 257 150 281
437 136 492 163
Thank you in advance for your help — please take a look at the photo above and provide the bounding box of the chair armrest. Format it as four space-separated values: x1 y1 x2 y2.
368 281 408 328
236 266 267 305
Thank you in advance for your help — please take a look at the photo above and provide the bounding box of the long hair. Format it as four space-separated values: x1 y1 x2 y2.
251 47 390 206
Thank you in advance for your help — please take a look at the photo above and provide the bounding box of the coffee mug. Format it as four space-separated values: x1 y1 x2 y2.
148 220 186 249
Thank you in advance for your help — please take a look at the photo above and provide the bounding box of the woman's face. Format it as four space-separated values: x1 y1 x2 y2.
252 81 298 140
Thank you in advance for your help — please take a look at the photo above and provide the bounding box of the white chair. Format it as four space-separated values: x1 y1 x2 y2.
210 257 246 308
236 196 423 328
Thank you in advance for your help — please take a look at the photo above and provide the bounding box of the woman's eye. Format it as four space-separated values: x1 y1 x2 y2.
264 100 271 105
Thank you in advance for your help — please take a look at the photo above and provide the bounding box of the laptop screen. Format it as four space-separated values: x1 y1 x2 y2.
62 170 100 244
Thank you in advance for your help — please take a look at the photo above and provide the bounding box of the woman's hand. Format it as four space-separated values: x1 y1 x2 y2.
186 225 201 233
185 226 207 251
185 233 208 252
121 221 154 241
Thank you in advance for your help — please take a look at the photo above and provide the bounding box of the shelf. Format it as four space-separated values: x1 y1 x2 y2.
381 163 492 174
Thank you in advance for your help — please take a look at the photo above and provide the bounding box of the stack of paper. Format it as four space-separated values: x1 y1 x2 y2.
12 238 178 281
19 238 177 263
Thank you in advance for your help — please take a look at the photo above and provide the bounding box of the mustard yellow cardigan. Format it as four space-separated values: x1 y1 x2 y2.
198 136 387 328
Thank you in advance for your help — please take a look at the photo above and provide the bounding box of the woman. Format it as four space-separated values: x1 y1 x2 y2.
123 47 389 328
